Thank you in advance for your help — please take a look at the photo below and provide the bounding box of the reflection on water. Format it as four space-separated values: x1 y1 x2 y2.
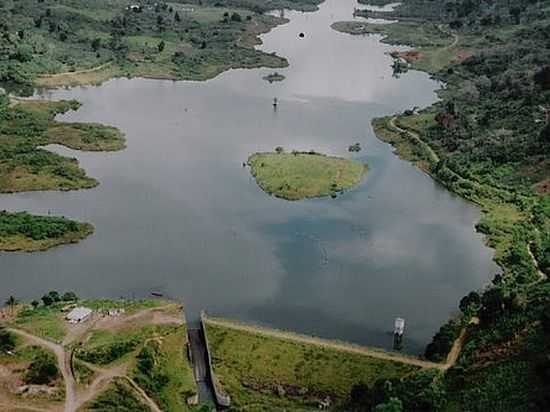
0 0 497 353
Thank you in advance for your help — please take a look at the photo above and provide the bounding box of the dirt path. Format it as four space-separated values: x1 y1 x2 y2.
437 24 459 50
0 403 54 412
7 328 76 412
389 116 440 163
527 242 547 282
73 363 162 412
124 377 163 412
205 317 446 370
38 62 113 79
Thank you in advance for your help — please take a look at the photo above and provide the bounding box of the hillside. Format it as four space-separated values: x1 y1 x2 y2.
336 0 550 410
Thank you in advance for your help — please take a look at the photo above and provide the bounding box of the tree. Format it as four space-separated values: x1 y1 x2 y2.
374 398 403 412
157 15 164 31
158 40 165 53
175 11 181 22
542 304 550 334
14 45 33 63
91 38 101 52
275 146 284 154
510 6 522 24
231 12 242 22
62 292 78 302
48 291 61 303
534 66 550 90
25 352 59 385
41 295 53 306
480 288 505 324
0 328 15 354
540 121 550 148
459 291 481 313
5 296 17 315
31 300 40 309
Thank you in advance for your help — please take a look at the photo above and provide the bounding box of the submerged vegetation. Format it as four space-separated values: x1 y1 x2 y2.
248 150 367 200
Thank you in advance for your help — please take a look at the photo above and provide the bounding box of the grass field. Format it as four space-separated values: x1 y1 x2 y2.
205 320 420 410
248 151 367 201
12 305 68 343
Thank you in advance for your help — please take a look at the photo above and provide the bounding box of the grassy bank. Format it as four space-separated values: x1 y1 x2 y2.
204 317 421 411
248 151 367 201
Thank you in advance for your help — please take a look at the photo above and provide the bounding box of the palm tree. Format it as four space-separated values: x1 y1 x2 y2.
5 296 17 315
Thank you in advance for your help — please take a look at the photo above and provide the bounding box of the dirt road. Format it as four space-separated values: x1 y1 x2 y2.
204 317 447 370
8 328 76 412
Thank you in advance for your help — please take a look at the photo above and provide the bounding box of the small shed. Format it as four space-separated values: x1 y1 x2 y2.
394 317 405 336
66 307 92 323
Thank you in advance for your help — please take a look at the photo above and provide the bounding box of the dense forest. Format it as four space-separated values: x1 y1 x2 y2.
357 0 550 411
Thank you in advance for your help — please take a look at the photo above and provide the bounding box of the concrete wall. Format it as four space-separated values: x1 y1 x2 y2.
200 311 231 408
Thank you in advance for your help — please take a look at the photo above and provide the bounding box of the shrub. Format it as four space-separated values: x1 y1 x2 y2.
0 328 15 354
25 350 59 385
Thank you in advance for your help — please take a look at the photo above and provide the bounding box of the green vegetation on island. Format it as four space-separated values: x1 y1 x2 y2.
0 92 125 251
262 71 286 82
0 211 93 252
248 149 367 200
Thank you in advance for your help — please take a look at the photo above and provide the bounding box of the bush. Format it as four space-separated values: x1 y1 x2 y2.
77 338 140 365
0 328 15 354
25 350 59 385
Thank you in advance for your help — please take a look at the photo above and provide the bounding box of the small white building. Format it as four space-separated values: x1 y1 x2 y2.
394 317 405 336
66 307 92 324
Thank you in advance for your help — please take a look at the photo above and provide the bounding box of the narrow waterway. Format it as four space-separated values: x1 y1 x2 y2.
0 0 498 353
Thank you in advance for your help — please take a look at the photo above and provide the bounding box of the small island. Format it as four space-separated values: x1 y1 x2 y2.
248 149 367 201
0 211 94 252
262 72 286 83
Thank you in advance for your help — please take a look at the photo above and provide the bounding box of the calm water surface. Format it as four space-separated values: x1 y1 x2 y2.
0 0 498 353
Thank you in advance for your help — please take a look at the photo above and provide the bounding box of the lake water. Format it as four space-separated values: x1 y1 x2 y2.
0 0 498 353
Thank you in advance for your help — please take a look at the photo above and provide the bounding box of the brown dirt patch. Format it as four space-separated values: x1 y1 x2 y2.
534 178 550 193
391 50 422 63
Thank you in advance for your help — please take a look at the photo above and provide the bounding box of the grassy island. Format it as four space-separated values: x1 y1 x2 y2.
0 211 93 252
0 93 125 251
248 151 367 201
0 95 125 194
